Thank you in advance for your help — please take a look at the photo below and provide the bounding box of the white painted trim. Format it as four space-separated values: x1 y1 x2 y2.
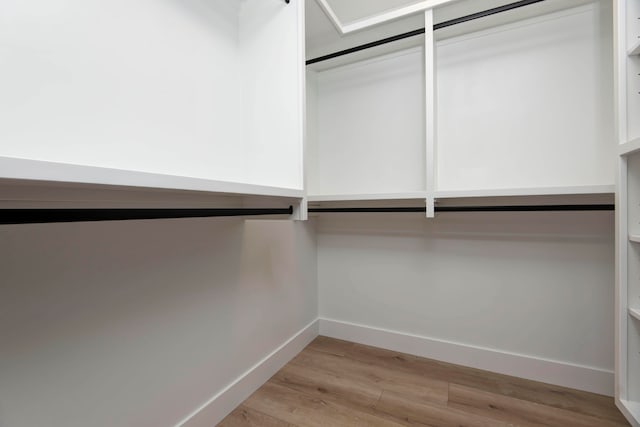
176 319 319 427
315 0 344 34
0 156 304 199
319 318 614 396
314 0 461 35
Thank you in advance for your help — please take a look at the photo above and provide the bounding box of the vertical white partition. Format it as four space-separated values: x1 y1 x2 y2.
0 0 303 190
616 0 640 424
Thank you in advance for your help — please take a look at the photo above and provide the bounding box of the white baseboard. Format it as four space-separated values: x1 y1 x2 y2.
320 318 614 396
177 318 319 427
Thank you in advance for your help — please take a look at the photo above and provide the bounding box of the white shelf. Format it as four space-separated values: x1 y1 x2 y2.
434 185 615 199
620 138 640 157
619 400 640 427
629 40 640 56
630 308 640 322
307 192 427 202
0 157 304 200
630 235 640 244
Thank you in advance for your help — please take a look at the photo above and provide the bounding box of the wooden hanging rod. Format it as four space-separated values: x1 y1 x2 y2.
0 207 294 225
306 0 546 65
308 205 615 213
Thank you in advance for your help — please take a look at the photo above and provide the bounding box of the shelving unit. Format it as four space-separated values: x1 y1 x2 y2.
616 0 640 423
0 0 305 208
306 0 615 218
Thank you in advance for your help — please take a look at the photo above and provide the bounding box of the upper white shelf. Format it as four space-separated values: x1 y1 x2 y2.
630 307 640 322
629 40 640 56
0 157 304 199
434 185 615 199
630 235 640 244
307 192 427 202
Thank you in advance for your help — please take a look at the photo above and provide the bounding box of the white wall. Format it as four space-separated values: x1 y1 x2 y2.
317 212 615 388
436 2 614 191
0 0 302 189
0 218 317 427
310 47 426 195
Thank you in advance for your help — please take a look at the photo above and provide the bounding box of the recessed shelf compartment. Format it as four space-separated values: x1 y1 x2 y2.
306 47 426 197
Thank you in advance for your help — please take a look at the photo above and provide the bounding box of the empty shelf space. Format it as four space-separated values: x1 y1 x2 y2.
630 307 640 321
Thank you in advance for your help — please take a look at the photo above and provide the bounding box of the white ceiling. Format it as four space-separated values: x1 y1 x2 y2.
323 0 423 24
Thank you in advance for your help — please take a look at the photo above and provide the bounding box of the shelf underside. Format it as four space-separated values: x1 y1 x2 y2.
0 157 303 207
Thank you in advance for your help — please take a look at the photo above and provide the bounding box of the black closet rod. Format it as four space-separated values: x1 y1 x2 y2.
306 0 545 65
0 207 294 225
309 205 615 213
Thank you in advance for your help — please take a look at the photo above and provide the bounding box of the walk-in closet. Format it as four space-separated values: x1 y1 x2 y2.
0 0 638 426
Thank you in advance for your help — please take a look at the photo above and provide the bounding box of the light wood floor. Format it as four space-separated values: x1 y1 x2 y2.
219 336 629 427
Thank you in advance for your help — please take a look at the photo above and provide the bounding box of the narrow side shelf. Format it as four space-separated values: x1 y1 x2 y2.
619 399 640 427
620 138 640 157
630 308 640 322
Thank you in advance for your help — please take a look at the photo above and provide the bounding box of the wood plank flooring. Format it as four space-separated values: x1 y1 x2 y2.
219 336 629 427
